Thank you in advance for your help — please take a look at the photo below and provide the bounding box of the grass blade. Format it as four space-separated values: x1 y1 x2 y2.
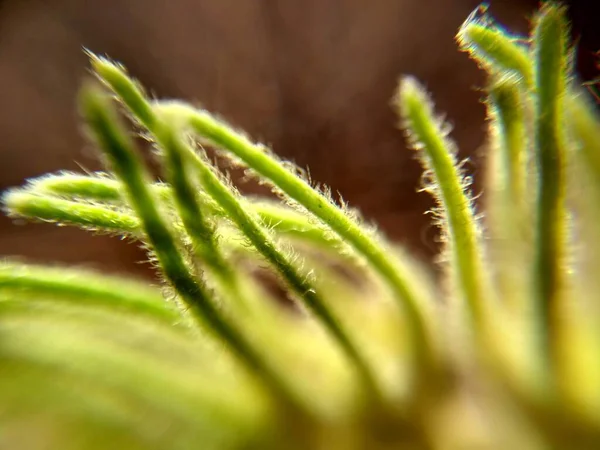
531 3 570 365
396 77 487 326
80 84 304 413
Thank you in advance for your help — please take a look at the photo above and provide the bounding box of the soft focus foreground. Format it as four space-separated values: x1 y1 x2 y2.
2 3 600 449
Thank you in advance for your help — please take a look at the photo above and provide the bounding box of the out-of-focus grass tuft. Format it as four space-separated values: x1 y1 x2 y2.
1 3 600 449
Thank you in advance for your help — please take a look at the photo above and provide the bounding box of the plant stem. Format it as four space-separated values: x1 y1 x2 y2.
167 102 435 372
80 84 305 413
32 174 340 248
160 112 383 401
486 75 532 313
532 3 569 365
397 77 486 326
89 55 388 399
457 15 533 87
3 190 140 234
156 119 241 298
488 75 529 207
0 262 183 324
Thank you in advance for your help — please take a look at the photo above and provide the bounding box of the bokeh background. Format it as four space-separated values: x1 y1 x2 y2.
0 0 598 276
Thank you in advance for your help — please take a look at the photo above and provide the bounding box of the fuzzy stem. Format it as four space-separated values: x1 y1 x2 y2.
3 190 140 234
154 119 255 312
249 199 337 247
91 53 435 392
157 122 236 282
457 17 533 87
532 3 569 364
486 75 533 314
89 55 388 398
0 262 183 324
397 77 486 326
488 75 529 206
88 52 156 130
457 8 599 177
162 101 435 371
32 173 142 202
458 5 599 155
159 115 383 401
32 174 336 248
80 84 303 411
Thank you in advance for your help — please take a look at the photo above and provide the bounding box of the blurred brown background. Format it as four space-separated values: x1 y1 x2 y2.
0 0 598 276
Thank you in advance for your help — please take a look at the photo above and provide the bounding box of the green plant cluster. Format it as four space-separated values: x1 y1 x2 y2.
1 3 600 449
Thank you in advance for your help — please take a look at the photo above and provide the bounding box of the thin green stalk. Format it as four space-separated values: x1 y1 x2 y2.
396 77 486 326
158 112 383 401
32 173 337 248
3 190 140 234
31 172 140 202
488 75 529 206
249 199 337 247
532 3 569 364
88 52 156 130
31 172 174 203
486 75 532 313
0 262 182 324
457 13 533 87
158 101 435 372
457 6 599 171
80 84 304 412
89 56 386 398
458 3 598 181
155 118 250 308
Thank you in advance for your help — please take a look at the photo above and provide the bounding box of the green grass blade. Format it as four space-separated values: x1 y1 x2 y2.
531 3 570 365
2 190 140 234
158 111 383 402
88 52 155 130
457 10 533 87
157 100 436 374
485 75 533 312
488 75 530 207
87 56 389 400
32 172 131 201
0 262 183 324
31 173 341 249
396 77 487 326
80 84 304 412
156 121 237 284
